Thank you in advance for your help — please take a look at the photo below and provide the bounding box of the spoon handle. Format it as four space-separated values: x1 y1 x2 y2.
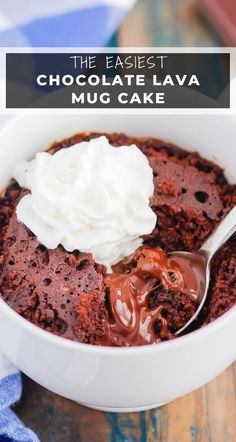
200 205 236 261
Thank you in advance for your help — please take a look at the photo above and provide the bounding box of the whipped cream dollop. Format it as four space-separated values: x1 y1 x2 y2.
14 136 156 271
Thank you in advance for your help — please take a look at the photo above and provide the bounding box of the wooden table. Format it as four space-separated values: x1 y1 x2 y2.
15 2 234 441
16 363 236 442
119 0 221 47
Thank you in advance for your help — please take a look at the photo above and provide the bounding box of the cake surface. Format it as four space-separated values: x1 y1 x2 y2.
0 132 235 345
0 184 106 344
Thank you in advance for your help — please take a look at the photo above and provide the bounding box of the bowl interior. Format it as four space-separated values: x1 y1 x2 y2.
0 114 235 188
0 112 235 354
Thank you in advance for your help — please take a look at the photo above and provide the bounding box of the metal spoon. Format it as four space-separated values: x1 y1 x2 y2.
170 205 236 335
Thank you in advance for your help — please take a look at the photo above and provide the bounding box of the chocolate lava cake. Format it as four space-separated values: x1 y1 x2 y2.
0 132 235 346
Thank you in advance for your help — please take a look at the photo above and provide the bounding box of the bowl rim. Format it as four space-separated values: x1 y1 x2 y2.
0 295 236 355
0 113 235 357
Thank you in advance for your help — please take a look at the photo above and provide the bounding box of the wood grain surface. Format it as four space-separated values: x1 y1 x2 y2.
15 363 236 442
119 0 221 47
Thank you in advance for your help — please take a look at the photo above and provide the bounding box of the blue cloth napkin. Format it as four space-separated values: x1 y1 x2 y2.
0 0 135 47
0 354 39 441
0 0 135 440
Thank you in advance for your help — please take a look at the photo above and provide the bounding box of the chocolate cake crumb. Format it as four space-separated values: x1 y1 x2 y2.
200 236 236 324
0 189 106 344
0 132 235 346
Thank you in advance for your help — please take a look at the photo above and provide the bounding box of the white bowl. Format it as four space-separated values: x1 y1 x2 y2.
0 114 235 412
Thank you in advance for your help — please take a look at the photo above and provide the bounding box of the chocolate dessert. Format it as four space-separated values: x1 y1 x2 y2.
0 132 235 346
0 185 106 344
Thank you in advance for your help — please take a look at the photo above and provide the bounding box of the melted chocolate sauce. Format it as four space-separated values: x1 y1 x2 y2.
102 247 206 346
